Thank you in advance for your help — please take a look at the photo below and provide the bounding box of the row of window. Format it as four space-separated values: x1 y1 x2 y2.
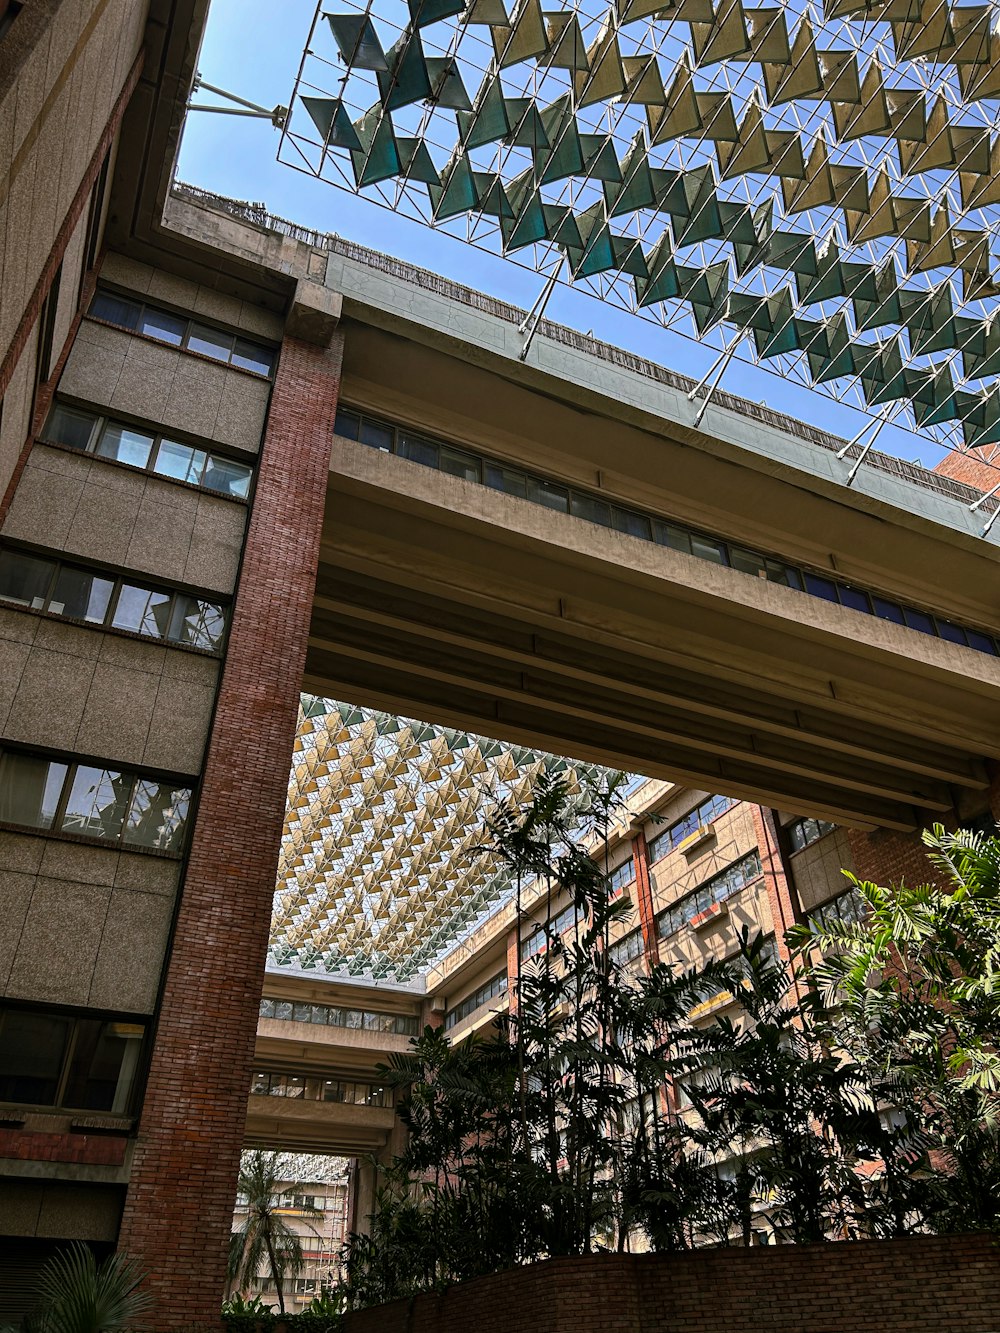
444 970 508 1030
607 856 636 896
609 928 645 969
249 1071 391 1108
89 291 275 377
648 794 738 865
43 403 254 500
0 549 227 653
520 901 581 961
0 1005 145 1114
335 406 1000 658
0 747 191 853
807 887 866 932
787 816 836 853
655 851 763 941
258 996 420 1036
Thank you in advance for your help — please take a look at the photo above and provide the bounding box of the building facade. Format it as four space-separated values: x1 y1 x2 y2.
3 1 1000 1326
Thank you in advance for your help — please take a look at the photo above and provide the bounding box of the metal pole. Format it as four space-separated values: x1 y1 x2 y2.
518 264 562 362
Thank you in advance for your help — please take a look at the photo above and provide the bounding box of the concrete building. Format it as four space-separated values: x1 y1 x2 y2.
2 0 1000 1325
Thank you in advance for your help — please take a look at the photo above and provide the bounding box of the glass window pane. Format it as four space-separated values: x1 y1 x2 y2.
967 630 998 655
0 1009 72 1104
45 405 97 451
251 1071 271 1095
838 585 871 613
49 566 114 624
112 584 173 639
153 440 207 486
62 1019 143 1112
274 1001 293 1021
937 620 967 645
398 433 438 468
652 521 691 553
90 292 140 330
439 446 480 482
0 550 55 609
804 573 839 602
872 597 905 625
691 534 728 564
730 547 767 578
526 477 569 512
766 560 802 590
201 455 252 499
570 493 612 526
231 338 274 375
186 323 233 361
612 508 652 540
0 751 67 828
360 419 395 452
167 595 226 651
485 464 527 498
903 607 935 635
335 409 360 440
61 765 131 840
96 424 155 469
139 307 186 346
123 779 190 852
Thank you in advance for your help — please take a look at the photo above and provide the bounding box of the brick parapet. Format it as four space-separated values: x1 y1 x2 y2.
115 330 344 1328
332 1234 999 1333
0 1127 127 1165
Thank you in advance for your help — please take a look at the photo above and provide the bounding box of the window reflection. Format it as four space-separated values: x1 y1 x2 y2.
61 765 131 840
0 1006 145 1112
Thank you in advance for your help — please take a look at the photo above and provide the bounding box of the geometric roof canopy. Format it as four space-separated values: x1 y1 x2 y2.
280 0 1000 478
271 696 614 982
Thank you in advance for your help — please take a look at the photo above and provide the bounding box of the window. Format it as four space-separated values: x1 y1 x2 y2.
520 901 581 961
787 816 835 852
88 292 275 376
0 1 22 39
0 747 191 853
444 970 508 1029
808 887 865 931
331 402 1000 660
0 548 227 652
607 856 635 897
257 996 418 1035
251 1071 390 1108
0 1005 145 1113
610 928 644 969
43 404 253 499
647 793 738 864
656 851 763 940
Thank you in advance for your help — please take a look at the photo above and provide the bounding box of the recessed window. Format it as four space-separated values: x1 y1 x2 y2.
0 2 22 40
838 585 871 613
787 816 835 852
42 404 253 500
804 572 839 602
0 1005 145 1113
360 418 395 452
527 477 569 512
571 493 613 527
0 747 191 853
398 432 439 468
648 792 738 864
88 291 274 376
656 851 762 940
0 548 228 653
872 597 905 625
903 607 936 635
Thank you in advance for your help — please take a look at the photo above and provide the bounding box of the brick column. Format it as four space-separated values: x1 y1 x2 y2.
506 926 520 1016
750 806 799 964
117 324 344 1328
630 828 660 968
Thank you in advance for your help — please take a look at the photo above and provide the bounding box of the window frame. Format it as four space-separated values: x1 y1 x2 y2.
40 401 255 503
88 288 276 378
0 545 229 655
0 1001 147 1116
0 743 194 858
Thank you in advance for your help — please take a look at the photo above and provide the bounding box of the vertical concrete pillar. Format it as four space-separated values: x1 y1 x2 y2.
348 1158 379 1238
117 295 344 1329
630 828 660 968
751 806 799 964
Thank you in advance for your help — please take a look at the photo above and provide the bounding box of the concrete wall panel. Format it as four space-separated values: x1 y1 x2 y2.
790 828 856 914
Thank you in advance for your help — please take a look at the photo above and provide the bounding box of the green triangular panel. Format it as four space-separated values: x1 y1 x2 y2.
535 95 584 184
853 265 902 333
542 203 582 249
377 34 432 111
458 76 511 148
604 135 655 217
349 106 402 187
408 0 466 28
580 133 621 182
566 203 616 277
324 14 388 70
635 232 679 307
301 97 363 152
428 152 481 220
398 137 442 185
426 57 473 110
466 0 509 22
504 98 549 148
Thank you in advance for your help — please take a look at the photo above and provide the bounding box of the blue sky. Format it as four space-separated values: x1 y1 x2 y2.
179 0 948 470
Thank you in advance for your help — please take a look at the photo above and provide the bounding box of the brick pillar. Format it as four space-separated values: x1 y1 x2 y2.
630 828 660 968
117 325 344 1328
751 806 799 964
506 926 520 1016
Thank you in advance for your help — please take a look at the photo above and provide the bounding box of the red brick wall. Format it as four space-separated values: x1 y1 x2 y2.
116 330 344 1328
751 806 799 963
338 1235 999 1333
933 448 999 495
630 830 660 968
0 1128 127 1166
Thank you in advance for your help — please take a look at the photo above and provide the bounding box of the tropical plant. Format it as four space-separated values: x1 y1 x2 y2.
30 1243 151 1333
228 1150 321 1313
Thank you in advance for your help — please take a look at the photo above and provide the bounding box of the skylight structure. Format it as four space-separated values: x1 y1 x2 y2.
271 696 613 981
279 0 1000 475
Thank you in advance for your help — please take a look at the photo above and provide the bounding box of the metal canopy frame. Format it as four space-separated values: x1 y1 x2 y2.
275 0 1000 511
272 696 616 981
